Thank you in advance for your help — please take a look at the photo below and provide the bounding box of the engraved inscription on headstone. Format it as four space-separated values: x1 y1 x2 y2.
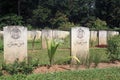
71 27 89 65
4 26 27 63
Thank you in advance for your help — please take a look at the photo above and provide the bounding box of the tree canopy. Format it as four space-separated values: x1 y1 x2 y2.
0 0 119 30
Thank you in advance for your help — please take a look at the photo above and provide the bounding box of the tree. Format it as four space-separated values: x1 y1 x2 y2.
68 0 96 26
31 6 51 28
95 0 120 28
0 0 18 15
0 14 24 29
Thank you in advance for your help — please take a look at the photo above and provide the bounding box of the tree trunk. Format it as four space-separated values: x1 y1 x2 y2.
18 0 21 16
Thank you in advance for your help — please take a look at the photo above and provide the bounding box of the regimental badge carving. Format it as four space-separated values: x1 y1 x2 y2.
77 28 85 39
10 27 21 39
76 28 86 45
7 27 24 47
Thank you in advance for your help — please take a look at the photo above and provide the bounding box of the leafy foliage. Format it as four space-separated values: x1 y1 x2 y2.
2 58 39 75
90 52 101 68
31 6 51 28
107 35 120 61
0 14 24 29
0 0 107 29
95 0 120 28
92 18 108 30
0 0 119 29
50 11 75 29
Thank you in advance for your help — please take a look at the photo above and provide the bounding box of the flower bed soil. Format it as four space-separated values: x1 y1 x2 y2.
33 61 120 74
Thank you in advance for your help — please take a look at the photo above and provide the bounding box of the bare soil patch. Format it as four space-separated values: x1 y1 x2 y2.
33 61 120 74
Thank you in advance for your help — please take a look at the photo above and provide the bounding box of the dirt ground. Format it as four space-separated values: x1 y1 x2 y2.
33 61 120 74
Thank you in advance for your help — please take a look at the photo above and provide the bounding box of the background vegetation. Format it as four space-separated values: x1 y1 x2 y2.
0 0 119 30
107 35 120 61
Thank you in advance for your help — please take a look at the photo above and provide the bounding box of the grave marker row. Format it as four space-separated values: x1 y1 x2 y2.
3 26 119 65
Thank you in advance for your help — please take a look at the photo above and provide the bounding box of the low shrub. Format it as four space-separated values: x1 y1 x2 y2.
107 35 120 61
85 52 101 68
92 53 101 67
2 58 39 75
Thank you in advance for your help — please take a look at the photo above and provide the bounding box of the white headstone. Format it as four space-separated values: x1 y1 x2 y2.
71 27 90 64
116 31 119 35
58 31 69 39
4 26 27 63
90 31 98 42
27 30 41 40
53 30 59 39
36 31 41 40
108 31 119 39
108 31 115 38
98 30 107 45
53 30 69 39
41 29 52 49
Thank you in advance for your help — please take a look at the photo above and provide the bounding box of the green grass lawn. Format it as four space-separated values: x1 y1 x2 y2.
0 39 108 67
27 36 108 66
28 49 70 65
28 39 42 50
28 47 108 66
90 48 109 62
28 35 70 50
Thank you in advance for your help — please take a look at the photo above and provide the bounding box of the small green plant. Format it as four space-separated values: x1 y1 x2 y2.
107 35 120 62
85 52 101 68
85 55 93 68
46 39 59 67
93 53 101 67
